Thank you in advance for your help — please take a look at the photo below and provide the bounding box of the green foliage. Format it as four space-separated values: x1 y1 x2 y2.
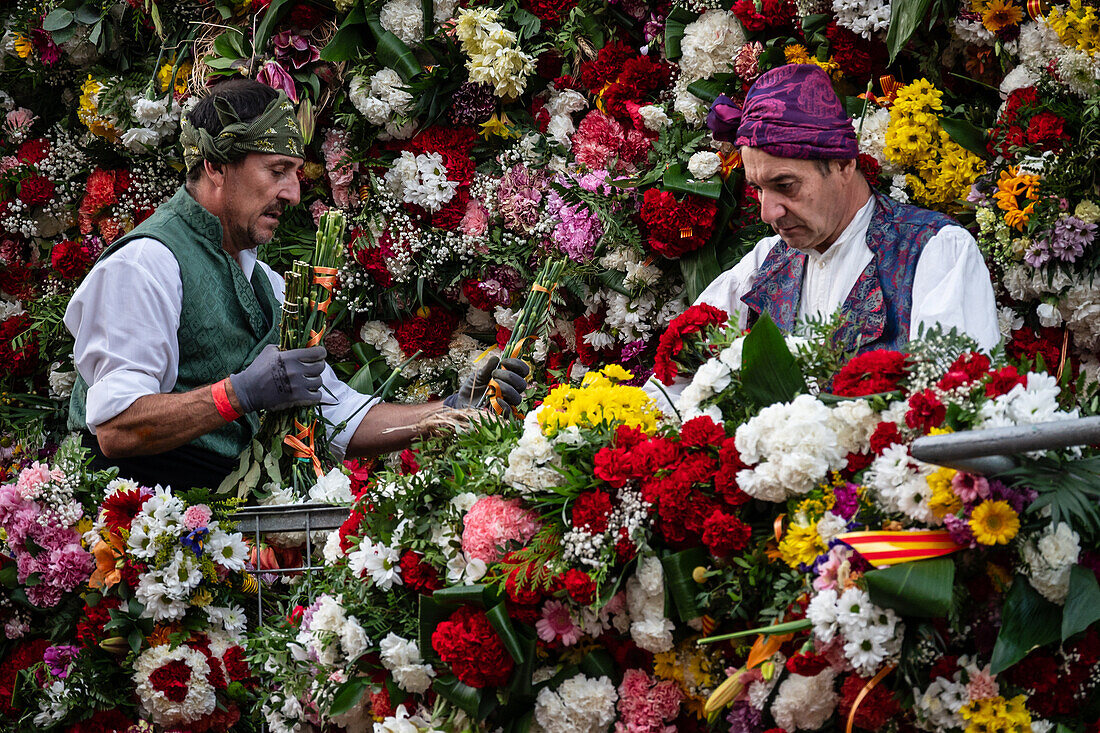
865 557 956 617
740 313 808 407
1002 455 1100 543
990 574 1061 674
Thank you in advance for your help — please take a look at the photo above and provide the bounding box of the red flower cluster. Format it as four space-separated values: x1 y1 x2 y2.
349 229 394 287
560 568 597 604
76 597 122 647
0 313 38 378
935 351 991 391
16 138 49 165
837 673 901 730
831 350 909 397
1006 629 1099 718
391 307 460 359
653 303 729 384
574 309 619 365
1007 325 1076 377
731 0 797 30
431 606 515 688
579 40 636 93
905 388 946 434
521 0 578 25
50 238 94 279
150 659 193 702
985 365 1027 397
600 55 672 118
0 638 49 716
17 174 54 206
463 277 511 311
785 650 831 676
78 167 131 239
66 708 133 733
400 550 443 594
988 86 1068 156
640 189 719 259
572 488 613 532
868 421 905 455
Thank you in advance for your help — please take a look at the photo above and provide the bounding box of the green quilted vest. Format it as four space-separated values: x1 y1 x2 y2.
69 186 280 458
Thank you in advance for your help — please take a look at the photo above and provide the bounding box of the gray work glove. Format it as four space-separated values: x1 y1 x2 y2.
444 356 530 409
229 344 327 413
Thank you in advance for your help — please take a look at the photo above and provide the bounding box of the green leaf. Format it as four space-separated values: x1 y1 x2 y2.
885 0 934 63
432 584 489 606
74 5 100 23
42 8 75 31
939 116 989 160
321 9 370 63
418 594 448 659
686 78 726 104
486 602 527 664
579 649 616 679
661 548 708 622
433 676 483 717
679 241 722 304
990 575 1062 674
254 0 294 53
421 0 434 38
664 6 699 60
864 557 955 617
697 618 813 644
328 678 368 717
213 29 246 60
0 564 16 587
366 14 422 81
1062 565 1100 642
740 313 807 406
128 628 144 654
662 164 722 200
512 9 541 40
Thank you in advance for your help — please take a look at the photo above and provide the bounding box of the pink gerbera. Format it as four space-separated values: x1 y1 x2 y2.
535 600 583 646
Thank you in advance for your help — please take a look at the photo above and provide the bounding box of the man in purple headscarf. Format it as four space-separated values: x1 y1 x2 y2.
690 64 997 359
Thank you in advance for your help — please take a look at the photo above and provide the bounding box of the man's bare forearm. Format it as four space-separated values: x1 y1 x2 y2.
94 381 245 458
345 400 449 457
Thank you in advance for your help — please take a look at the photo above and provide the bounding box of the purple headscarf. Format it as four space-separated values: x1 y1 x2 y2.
706 64 858 160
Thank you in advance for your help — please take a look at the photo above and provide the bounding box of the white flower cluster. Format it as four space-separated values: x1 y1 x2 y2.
1017 20 1064 74
808 586 904 675
122 93 182 152
375 704 450 732
380 0 459 44
854 106 895 171
1020 522 1081 604
379 633 436 694
674 10 746 125
454 7 535 99
912 656 990 731
599 246 662 290
504 409 565 493
348 536 404 590
562 485 649 567
865 443 939 524
292 593 370 668
583 287 660 347
308 466 354 504
832 0 890 37
771 668 839 731
133 644 216 727
734 394 850 501
625 555 675 653
976 372 1080 456
687 150 722 179
126 488 248 622
676 339 742 423
544 85 589 148
349 69 416 139
533 673 618 733
384 151 459 212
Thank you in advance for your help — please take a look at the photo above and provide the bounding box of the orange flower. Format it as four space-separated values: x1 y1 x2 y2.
982 0 1024 31
993 167 1040 230
89 530 126 590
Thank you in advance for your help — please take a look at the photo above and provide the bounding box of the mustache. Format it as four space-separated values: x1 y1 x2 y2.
263 204 287 217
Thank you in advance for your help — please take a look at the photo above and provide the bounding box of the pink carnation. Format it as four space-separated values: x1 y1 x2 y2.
460 495 540 563
572 110 623 171
43 543 93 591
15 462 57 499
535 600 583 646
966 665 999 701
615 668 682 732
182 504 212 530
459 199 489 237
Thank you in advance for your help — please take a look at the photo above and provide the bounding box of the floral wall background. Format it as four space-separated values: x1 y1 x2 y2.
1 0 1100 730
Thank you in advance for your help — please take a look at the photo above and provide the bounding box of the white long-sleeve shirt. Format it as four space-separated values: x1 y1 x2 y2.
64 237 378 459
648 196 1000 411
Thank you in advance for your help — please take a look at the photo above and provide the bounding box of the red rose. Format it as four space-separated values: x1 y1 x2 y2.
50 238 94 279
680 415 726 448
431 606 515 688
572 489 613 533
905 389 946 433
561 568 597 605
17 174 54 206
702 511 751 557
831 350 909 396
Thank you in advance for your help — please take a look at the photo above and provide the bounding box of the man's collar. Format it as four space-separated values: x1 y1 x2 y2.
805 194 876 264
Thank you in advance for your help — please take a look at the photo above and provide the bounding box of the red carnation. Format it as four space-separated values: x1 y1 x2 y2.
391 307 460 359
572 489 613 533
905 388 946 434
831 350 909 396
579 40 635 92
350 230 394 288
17 174 53 206
786 650 831 676
431 606 515 688
77 597 122 647
505 562 546 605
869 421 905 455
399 550 443 594
521 0 579 24
985 366 1027 397
149 659 192 703
715 437 750 506
680 415 726 448
561 568 597 605
1026 111 1068 150
838 674 901 731
702 511 751 557
222 645 253 686
948 351 991 380
65 708 133 733
0 314 38 378
16 138 49 165
640 188 719 259
653 303 729 384
594 446 637 488
51 238 94 280
399 449 420 474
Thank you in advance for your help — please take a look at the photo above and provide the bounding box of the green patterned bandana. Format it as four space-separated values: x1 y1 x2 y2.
180 91 304 172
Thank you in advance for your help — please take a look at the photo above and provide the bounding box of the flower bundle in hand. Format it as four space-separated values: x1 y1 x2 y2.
222 210 348 501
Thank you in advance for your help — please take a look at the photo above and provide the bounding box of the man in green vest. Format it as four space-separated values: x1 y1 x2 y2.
65 79 528 490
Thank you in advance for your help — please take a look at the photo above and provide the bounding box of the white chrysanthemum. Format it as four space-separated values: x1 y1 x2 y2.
1021 522 1080 604
133 644 216 726
913 675 967 731
1017 20 1062 72
207 529 248 571
771 669 839 731
832 0 890 38
688 150 722 179
380 0 425 44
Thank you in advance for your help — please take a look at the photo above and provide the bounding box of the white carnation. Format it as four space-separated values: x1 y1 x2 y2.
687 150 722 179
771 669 839 731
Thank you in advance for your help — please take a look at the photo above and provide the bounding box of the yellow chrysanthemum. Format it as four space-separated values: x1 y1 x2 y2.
538 366 661 435
12 33 33 59
960 694 1032 733
158 59 192 96
784 44 811 64
981 0 1024 31
78 75 118 141
927 467 962 518
1047 0 1100 53
777 523 827 569
969 500 1020 545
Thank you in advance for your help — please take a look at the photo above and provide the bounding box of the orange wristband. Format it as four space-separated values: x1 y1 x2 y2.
211 379 242 422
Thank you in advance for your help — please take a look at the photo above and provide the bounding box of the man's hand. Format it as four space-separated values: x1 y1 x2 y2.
444 356 530 409
229 344 326 413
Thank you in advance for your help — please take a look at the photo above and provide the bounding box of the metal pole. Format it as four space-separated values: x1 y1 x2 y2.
910 415 1100 473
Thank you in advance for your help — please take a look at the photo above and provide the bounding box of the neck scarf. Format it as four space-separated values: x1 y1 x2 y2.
179 91 304 172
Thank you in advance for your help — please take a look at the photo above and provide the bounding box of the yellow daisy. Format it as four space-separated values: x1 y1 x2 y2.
969 500 1020 545
981 0 1024 31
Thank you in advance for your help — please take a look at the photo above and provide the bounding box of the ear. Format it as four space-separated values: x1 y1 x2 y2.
203 159 226 189
836 157 858 182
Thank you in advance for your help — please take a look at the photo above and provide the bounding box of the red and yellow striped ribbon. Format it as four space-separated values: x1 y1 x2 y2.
1026 0 1047 20
837 530 962 568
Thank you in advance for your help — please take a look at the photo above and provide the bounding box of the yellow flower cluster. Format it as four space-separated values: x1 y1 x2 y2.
158 59 192 97
926 466 962 518
783 44 842 80
78 75 118 141
885 79 986 209
959 694 1032 733
969 500 1020 545
454 7 534 100
537 365 661 435
1047 0 1100 54
973 0 1024 32
994 167 1041 230
778 523 827 568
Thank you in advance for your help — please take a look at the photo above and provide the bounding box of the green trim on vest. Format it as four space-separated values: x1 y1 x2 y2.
69 186 281 459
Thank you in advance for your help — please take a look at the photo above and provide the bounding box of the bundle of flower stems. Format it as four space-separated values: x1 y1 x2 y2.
224 210 347 500
480 257 566 415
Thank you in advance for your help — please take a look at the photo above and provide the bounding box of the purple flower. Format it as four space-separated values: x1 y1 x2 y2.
621 339 647 361
1050 215 1096 263
944 513 977 548
450 82 496 126
257 61 299 102
43 645 81 678
1023 235 1051 268
833 481 861 519
988 479 1036 514
951 472 990 504
727 700 763 733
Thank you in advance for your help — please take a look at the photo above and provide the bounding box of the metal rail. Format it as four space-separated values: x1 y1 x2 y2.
910 415 1100 473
